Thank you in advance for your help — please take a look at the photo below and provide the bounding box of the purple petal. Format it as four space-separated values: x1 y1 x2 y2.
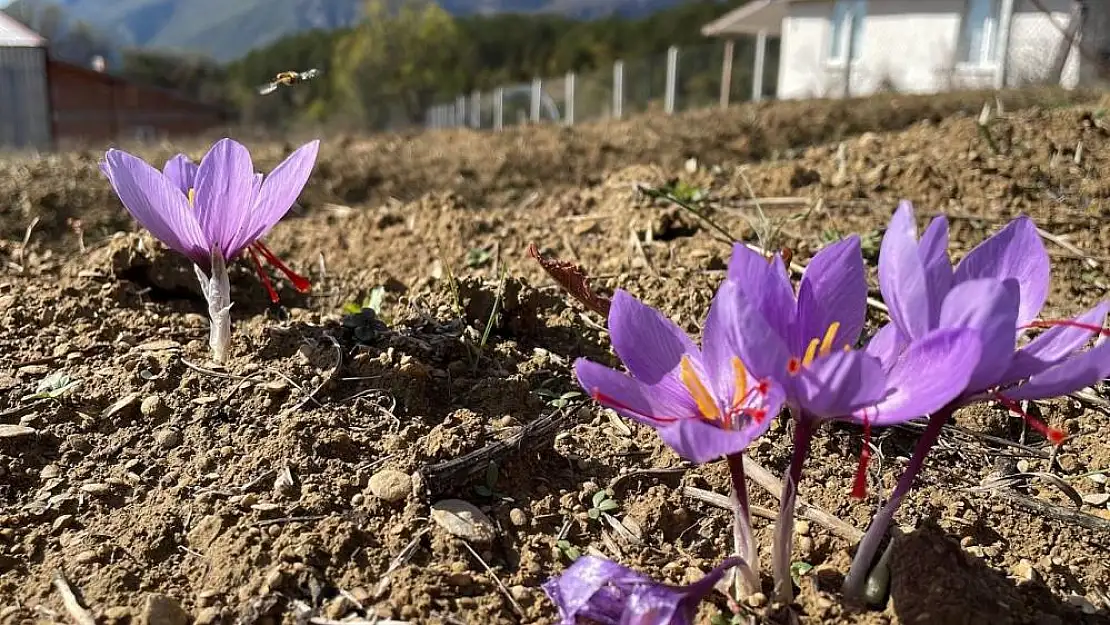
656 416 771 464
715 286 794 391
726 243 796 342
700 279 748 402
917 213 954 326
228 140 320 257
794 349 886 419
103 149 209 265
605 290 699 385
938 278 1020 392
574 359 699 425
163 154 198 194
954 215 1049 327
865 322 907 373
855 328 982 426
798 235 868 348
192 138 259 259
1005 338 1110 401
878 201 932 340
1000 301 1110 386
542 555 651 623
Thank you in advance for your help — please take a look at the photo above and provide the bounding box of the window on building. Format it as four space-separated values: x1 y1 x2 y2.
829 0 866 62
959 0 1002 65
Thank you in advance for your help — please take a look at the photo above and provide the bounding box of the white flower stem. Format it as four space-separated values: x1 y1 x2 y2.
194 244 233 364
772 415 814 603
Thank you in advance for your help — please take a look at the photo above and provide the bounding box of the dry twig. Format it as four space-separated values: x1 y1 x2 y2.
52 572 96 625
460 540 525 618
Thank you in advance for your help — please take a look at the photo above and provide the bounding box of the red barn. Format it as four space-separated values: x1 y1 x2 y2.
47 58 228 147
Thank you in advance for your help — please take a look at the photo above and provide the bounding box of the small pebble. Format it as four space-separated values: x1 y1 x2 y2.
102 606 130 621
795 520 811 536
1016 459 1031 473
142 593 189 625
368 469 412 503
194 607 222 625
1081 492 1109 507
509 508 528 527
140 395 168 418
1012 559 1040 584
430 499 496 544
745 592 767 608
154 428 182 450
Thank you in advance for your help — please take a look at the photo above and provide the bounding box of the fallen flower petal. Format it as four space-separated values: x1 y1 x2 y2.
542 555 743 625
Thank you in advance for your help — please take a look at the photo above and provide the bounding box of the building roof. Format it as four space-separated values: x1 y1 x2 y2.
702 0 789 37
0 11 46 47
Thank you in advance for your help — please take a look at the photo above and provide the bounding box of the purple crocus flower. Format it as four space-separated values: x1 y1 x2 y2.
542 555 742 625
722 236 982 601
100 137 319 363
842 200 1110 598
574 285 785 593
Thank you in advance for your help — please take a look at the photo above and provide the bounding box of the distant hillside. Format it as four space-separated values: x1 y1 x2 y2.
4 0 689 62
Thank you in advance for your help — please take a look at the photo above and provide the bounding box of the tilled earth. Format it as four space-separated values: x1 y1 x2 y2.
2 87 1110 625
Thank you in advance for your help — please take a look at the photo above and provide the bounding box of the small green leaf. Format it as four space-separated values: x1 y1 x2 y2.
473 485 492 497
597 499 619 512
790 561 814 583
592 490 609 507
366 286 386 315
588 508 601 519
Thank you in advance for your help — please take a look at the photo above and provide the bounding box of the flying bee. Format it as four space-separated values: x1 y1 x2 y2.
257 68 321 95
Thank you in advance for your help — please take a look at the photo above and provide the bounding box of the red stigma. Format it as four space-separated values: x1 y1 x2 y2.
993 393 1066 445
1022 319 1109 337
756 379 770 395
748 408 767 423
247 247 280 303
786 358 802 375
590 388 678 424
851 410 872 499
250 241 311 300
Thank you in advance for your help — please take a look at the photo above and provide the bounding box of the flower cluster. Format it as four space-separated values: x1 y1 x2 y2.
97 135 1107 622
555 201 1108 619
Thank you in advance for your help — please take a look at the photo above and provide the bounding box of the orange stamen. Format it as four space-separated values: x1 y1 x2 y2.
731 357 748 408
252 241 311 294
680 356 720 421
993 393 1066 445
851 410 872 499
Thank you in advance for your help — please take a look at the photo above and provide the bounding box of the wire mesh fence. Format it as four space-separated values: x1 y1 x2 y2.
425 34 781 131
425 2 1106 132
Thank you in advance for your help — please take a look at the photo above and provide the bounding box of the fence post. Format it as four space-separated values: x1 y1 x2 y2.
994 0 1015 89
664 45 679 114
455 95 466 127
469 90 481 128
720 38 735 108
564 71 576 125
493 87 504 130
752 29 768 102
842 13 855 98
613 60 624 120
530 78 543 122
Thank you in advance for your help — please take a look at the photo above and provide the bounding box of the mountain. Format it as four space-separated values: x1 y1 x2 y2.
4 0 689 63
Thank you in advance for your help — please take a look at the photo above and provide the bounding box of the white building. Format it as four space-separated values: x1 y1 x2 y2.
703 0 1109 100
0 11 51 150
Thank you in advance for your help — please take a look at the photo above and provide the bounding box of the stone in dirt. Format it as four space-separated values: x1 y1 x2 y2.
141 594 189 625
0 425 37 439
430 499 496 544
368 469 412 502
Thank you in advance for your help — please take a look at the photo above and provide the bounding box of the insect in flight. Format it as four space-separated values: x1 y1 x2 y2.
257 69 322 95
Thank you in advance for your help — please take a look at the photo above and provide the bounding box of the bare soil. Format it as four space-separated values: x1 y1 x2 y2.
2 87 1110 625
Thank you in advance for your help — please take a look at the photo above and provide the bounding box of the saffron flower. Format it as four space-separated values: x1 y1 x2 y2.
542 555 742 625
100 138 319 363
574 286 785 593
842 201 1110 598
722 237 982 601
